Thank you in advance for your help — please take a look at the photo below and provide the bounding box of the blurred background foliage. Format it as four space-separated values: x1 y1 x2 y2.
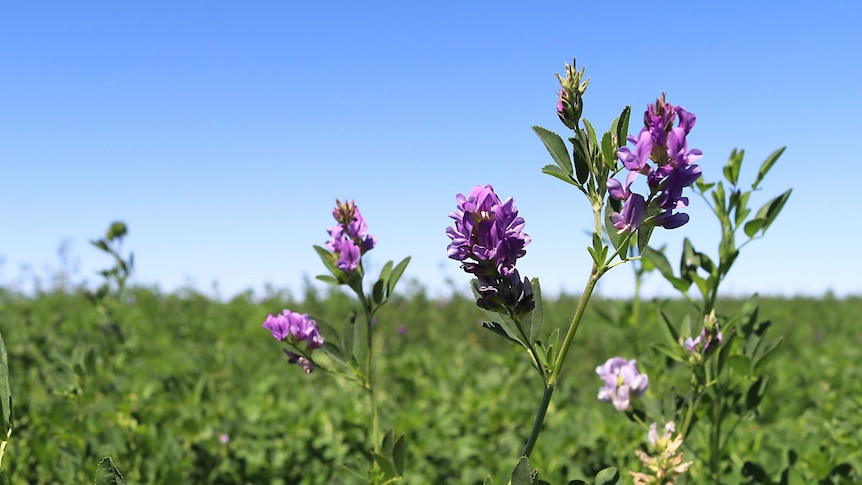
0 278 859 484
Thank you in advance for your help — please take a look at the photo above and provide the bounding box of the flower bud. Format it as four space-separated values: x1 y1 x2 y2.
555 59 590 130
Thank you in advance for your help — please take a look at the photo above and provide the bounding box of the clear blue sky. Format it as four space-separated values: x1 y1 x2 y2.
2 1 860 299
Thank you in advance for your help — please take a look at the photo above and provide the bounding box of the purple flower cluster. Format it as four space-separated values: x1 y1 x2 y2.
446 185 533 313
263 309 324 373
263 309 324 348
596 357 649 411
325 199 376 271
608 94 702 232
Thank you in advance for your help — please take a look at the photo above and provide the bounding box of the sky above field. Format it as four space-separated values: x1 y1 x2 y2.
2 1 860 299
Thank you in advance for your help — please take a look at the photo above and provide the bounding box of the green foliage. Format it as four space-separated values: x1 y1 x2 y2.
94 457 125 485
1 284 859 483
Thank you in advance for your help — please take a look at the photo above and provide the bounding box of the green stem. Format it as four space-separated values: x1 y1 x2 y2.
365 303 379 456
550 269 601 385
356 289 380 457
521 384 554 457
520 267 601 457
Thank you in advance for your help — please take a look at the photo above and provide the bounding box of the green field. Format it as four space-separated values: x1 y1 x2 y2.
1 284 860 484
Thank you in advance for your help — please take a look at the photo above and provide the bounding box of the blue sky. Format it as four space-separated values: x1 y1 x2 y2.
2 1 860 299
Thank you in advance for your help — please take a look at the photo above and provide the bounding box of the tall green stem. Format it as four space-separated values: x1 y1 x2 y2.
364 302 380 455
521 267 601 457
521 385 554 457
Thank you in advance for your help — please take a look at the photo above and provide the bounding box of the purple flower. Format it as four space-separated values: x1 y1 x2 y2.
596 357 649 411
262 309 324 350
218 434 230 444
610 193 646 233
446 185 530 277
447 185 534 314
613 95 702 230
326 199 376 272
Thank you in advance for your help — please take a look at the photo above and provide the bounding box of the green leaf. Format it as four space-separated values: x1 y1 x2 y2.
745 375 769 411
757 188 792 235
313 245 343 279
378 260 394 284
94 457 126 485
528 278 543 344
636 223 654 254
743 219 765 238
717 330 736 374
752 146 786 190
601 130 615 171
615 106 631 149
643 247 672 280
533 126 573 175
723 148 744 186
91 239 110 252
533 341 549 372
314 317 342 346
727 355 751 375
570 134 590 184
652 342 685 362
387 257 411 296
372 279 385 305
0 331 11 432
372 452 398 479
546 327 560 367
541 165 579 186
509 456 533 485
392 433 406 476
320 342 347 364
658 310 680 345
315 274 340 285
595 467 621 485
382 428 395 455
583 118 598 158
484 478 494 485
753 337 783 375
482 321 524 346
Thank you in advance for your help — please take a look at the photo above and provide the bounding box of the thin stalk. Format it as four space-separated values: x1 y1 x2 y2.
521 384 554 457
356 288 380 457
521 267 601 457
364 303 380 456
550 269 600 385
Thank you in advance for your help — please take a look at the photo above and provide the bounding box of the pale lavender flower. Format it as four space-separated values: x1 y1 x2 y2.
596 357 649 411
683 334 702 353
219 434 230 444
685 325 723 355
